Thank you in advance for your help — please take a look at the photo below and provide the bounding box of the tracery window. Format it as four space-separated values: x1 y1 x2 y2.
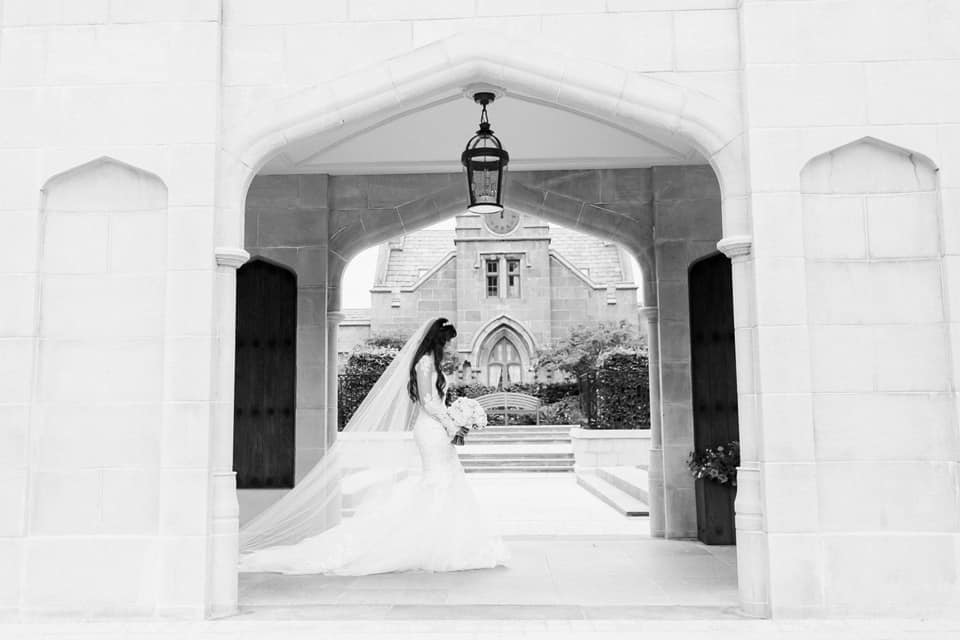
487 337 522 388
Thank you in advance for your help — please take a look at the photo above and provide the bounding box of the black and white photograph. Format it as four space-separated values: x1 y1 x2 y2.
1 1 959 638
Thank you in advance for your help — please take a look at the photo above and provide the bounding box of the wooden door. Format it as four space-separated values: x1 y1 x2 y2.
233 260 297 489
688 252 739 544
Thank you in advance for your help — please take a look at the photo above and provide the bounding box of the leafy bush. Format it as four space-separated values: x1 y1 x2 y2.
595 347 650 429
536 321 644 380
338 344 399 429
539 397 587 425
687 441 740 486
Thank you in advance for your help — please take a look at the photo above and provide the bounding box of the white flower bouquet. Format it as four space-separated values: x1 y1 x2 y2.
447 397 488 446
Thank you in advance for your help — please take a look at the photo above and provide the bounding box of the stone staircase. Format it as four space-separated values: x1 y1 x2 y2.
576 466 650 516
458 425 575 473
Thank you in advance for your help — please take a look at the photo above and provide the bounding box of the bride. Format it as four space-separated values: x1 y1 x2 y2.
237 317 510 575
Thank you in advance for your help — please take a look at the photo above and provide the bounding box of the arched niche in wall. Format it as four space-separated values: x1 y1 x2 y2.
799 137 958 609
34 157 168 537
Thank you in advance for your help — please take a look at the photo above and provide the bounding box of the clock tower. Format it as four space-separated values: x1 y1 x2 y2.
481 208 521 235
453 210 553 366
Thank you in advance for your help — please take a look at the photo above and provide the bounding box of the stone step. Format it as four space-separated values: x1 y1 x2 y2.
480 427 571 435
459 451 574 460
576 471 649 517
464 465 574 473
469 430 571 437
466 436 572 444
461 458 574 468
594 466 650 503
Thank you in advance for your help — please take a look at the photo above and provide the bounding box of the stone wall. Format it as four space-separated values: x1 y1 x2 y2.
244 174 331 481
369 257 458 339
3 0 959 621
548 256 638 339
648 166 724 540
570 428 651 469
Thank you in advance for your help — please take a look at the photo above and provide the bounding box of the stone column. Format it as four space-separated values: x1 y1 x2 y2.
325 311 346 450
208 246 250 618
717 235 766 617
640 306 666 538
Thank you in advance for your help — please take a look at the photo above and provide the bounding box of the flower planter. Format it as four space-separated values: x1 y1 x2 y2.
694 477 736 545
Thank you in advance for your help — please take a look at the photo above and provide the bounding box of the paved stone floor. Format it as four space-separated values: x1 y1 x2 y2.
238 474 724 620
5 475 959 637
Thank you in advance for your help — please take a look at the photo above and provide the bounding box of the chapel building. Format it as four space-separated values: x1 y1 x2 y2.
338 211 640 385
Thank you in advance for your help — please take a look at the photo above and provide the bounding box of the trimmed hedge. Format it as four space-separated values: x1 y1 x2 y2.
596 347 650 429
338 346 398 430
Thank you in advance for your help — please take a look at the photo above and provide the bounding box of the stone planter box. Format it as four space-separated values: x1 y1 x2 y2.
570 427 651 469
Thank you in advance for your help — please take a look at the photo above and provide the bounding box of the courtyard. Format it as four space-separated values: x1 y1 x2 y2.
239 474 737 620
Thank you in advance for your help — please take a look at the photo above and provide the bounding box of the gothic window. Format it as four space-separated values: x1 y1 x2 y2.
485 258 499 297
506 258 521 297
483 254 523 300
487 337 522 388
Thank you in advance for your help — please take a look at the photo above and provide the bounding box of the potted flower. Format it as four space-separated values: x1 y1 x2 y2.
687 441 739 545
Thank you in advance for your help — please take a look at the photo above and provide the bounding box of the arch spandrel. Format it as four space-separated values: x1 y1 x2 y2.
220 32 745 250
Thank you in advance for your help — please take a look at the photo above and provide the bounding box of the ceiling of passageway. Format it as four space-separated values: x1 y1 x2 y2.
260 95 704 175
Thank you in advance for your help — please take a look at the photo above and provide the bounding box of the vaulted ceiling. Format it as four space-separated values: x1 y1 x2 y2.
259 95 704 175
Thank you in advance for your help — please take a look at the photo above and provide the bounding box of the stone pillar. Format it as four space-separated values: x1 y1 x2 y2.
326 311 346 449
717 236 767 617
208 247 250 618
641 306 666 538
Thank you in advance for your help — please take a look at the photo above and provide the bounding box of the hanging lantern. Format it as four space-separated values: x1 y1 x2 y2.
461 92 509 215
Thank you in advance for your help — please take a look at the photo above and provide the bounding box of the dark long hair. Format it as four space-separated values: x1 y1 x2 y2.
407 318 457 402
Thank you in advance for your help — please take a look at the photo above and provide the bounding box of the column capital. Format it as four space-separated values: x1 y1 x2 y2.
639 306 659 322
214 247 250 269
716 235 752 261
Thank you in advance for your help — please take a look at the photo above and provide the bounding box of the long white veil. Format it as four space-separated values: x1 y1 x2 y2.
239 318 435 553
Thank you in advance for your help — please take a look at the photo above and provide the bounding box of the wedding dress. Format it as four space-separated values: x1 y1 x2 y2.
237 321 510 575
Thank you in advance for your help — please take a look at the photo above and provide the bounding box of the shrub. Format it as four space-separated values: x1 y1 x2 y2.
595 347 650 429
536 321 644 380
539 397 587 425
338 345 399 429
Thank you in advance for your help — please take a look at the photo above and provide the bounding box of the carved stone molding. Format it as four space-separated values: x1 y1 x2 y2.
215 247 250 269
639 306 659 322
326 310 347 323
716 235 752 260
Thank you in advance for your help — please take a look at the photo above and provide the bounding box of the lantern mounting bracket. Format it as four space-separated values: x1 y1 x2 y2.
473 91 496 107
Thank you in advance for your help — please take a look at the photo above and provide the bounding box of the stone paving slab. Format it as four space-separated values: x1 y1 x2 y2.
3 618 960 639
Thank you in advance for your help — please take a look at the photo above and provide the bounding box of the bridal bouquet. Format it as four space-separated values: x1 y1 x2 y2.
447 397 488 446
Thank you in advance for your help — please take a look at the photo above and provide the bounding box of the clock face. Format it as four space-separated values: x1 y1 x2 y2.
483 209 520 235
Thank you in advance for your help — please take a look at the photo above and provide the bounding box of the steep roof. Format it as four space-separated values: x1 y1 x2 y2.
377 224 633 288
548 225 631 285
375 230 454 288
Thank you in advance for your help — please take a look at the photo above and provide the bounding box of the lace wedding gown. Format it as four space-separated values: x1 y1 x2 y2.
237 354 510 575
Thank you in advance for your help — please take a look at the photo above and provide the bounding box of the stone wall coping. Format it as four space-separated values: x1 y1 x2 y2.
570 427 651 439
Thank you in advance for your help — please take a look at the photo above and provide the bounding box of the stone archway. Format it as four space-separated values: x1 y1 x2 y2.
211 32 756 618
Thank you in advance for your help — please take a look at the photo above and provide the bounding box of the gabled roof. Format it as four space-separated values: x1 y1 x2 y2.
376 230 454 288
548 225 631 285
376 225 634 289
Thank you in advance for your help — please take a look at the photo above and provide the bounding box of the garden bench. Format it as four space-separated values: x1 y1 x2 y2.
474 391 541 426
